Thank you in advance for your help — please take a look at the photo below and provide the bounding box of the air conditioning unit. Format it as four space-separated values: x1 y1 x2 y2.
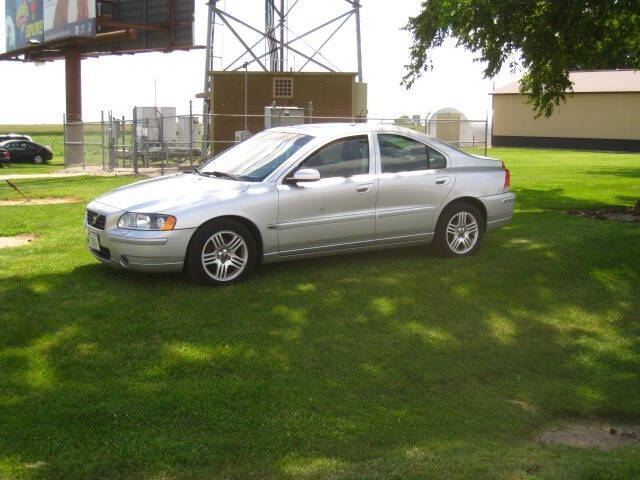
264 106 305 129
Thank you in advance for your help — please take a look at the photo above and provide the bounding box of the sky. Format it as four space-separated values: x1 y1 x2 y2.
0 0 521 124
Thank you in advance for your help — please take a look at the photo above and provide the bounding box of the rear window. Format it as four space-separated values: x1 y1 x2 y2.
378 134 447 172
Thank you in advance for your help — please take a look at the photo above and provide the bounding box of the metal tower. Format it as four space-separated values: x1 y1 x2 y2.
201 0 363 153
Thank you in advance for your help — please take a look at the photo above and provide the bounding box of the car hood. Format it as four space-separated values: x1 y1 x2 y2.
95 173 250 212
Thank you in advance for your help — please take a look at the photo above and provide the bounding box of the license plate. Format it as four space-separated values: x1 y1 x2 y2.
88 232 100 251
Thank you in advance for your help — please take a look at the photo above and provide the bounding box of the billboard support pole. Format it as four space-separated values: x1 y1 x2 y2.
64 47 84 167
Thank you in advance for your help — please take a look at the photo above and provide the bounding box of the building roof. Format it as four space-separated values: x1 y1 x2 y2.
492 70 640 95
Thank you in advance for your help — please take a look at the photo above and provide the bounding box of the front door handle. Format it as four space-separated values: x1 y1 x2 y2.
356 183 374 193
435 176 451 186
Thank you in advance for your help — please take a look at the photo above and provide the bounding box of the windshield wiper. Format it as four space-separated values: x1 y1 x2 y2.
199 170 240 181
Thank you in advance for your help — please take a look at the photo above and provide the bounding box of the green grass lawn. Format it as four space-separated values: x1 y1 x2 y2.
0 148 639 479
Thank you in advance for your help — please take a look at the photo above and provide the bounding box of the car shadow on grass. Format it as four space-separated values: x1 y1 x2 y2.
0 205 639 479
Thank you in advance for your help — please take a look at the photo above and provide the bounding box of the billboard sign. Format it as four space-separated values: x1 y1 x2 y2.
4 0 44 52
43 0 96 42
3 0 194 58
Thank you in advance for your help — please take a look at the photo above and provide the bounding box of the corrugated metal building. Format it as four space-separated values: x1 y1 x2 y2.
491 70 640 151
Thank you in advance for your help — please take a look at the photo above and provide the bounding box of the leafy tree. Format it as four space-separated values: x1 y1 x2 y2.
403 0 640 117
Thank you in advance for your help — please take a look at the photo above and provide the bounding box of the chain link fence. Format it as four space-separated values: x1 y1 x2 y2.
63 108 489 175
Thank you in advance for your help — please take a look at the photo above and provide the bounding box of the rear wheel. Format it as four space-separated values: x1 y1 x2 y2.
186 219 257 286
434 201 485 257
33 154 43 164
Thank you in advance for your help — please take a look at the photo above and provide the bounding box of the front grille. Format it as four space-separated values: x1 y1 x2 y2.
86 210 106 230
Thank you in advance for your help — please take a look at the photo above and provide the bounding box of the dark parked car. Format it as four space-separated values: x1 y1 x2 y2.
0 147 9 166
0 140 52 164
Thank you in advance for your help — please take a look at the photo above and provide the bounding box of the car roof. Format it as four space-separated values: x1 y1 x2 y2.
270 122 430 138
0 133 30 138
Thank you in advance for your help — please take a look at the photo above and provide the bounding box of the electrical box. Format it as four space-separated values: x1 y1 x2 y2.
235 130 253 143
264 106 305 129
134 106 177 143
178 117 199 146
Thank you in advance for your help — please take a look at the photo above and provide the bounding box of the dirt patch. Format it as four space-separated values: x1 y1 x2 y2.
568 207 640 223
537 422 640 449
0 234 37 248
0 197 78 206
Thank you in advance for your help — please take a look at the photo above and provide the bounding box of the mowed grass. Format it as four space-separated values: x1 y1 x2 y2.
0 148 639 479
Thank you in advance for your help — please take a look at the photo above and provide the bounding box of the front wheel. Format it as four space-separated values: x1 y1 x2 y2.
186 219 257 286
433 202 485 257
33 154 43 164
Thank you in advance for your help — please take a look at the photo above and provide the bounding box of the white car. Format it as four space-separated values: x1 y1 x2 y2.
86 123 515 285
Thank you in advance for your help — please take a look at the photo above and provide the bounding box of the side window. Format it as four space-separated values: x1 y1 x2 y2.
378 134 429 173
301 136 369 179
427 147 447 169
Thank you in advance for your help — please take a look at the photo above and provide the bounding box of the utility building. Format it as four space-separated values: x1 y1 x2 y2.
209 71 366 153
491 70 640 151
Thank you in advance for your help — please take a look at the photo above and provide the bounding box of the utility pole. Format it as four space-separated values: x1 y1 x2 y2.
354 0 363 82
202 0 217 162
279 0 285 71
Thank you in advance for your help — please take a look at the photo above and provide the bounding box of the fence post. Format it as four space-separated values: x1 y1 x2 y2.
100 110 105 171
132 107 139 175
119 115 124 168
62 113 67 168
81 120 85 170
159 111 165 176
308 101 313 124
484 112 488 157
108 113 115 170
189 100 194 167
144 117 150 168
200 114 208 163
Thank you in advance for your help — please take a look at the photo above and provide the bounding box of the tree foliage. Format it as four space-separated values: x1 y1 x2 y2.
403 0 640 116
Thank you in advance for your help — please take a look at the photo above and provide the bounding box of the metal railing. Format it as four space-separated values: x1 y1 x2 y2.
63 107 489 175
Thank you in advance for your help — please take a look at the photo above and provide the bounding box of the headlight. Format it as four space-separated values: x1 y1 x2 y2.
118 213 176 230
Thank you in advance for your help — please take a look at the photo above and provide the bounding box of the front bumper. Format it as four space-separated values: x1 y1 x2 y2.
85 204 195 273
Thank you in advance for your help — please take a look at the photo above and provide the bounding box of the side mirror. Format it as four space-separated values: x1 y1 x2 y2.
289 168 320 183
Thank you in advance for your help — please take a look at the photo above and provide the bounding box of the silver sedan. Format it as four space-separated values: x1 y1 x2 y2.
86 123 515 285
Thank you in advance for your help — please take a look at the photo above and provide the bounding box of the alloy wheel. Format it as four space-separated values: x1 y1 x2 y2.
446 211 479 254
201 230 248 281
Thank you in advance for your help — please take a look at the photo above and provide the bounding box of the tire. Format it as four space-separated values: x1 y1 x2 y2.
433 201 485 258
33 154 43 164
186 219 257 286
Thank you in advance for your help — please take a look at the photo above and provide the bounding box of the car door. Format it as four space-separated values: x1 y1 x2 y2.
374 133 455 239
5 141 25 161
24 142 40 161
276 134 378 254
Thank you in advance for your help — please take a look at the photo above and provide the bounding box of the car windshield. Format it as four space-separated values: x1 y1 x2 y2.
198 131 313 182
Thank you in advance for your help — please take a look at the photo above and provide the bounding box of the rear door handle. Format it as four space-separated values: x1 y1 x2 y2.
356 183 374 193
435 176 451 186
